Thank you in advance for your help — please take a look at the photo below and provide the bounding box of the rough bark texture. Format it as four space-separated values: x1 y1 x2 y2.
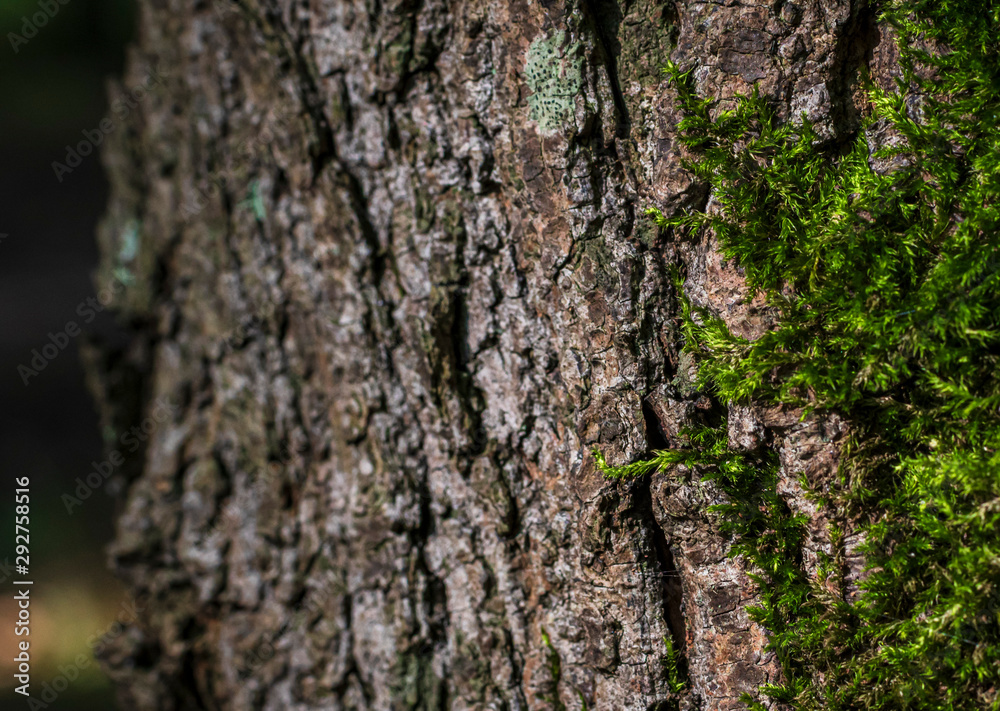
88 0 900 708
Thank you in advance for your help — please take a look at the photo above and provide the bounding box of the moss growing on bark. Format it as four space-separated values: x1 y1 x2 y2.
596 1 1000 708
540 627 568 711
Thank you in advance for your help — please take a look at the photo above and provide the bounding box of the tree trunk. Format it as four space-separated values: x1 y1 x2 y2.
88 0 896 708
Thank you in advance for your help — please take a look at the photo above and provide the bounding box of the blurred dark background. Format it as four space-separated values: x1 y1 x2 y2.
1 0 137 707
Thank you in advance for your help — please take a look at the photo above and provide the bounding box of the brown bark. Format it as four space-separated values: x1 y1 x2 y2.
88 0 897 708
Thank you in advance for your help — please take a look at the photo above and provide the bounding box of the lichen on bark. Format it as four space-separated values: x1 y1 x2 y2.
87 0 938 709
525 31 585 136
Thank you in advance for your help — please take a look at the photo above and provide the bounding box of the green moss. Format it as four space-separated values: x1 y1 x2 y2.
596 2 1000 709
662 635 687 695
540 627 568 711
525 31 584 136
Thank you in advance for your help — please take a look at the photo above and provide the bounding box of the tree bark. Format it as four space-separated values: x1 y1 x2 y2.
88 0 897 708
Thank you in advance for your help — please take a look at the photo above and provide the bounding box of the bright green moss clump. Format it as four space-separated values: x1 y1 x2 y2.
595 1 1000 708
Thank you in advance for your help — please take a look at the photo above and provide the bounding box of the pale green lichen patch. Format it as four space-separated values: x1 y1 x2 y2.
112 267 135 286
524 31 584 135
118 219 140 262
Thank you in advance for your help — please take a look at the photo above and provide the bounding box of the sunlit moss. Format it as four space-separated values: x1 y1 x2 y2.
596 2 1000 708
